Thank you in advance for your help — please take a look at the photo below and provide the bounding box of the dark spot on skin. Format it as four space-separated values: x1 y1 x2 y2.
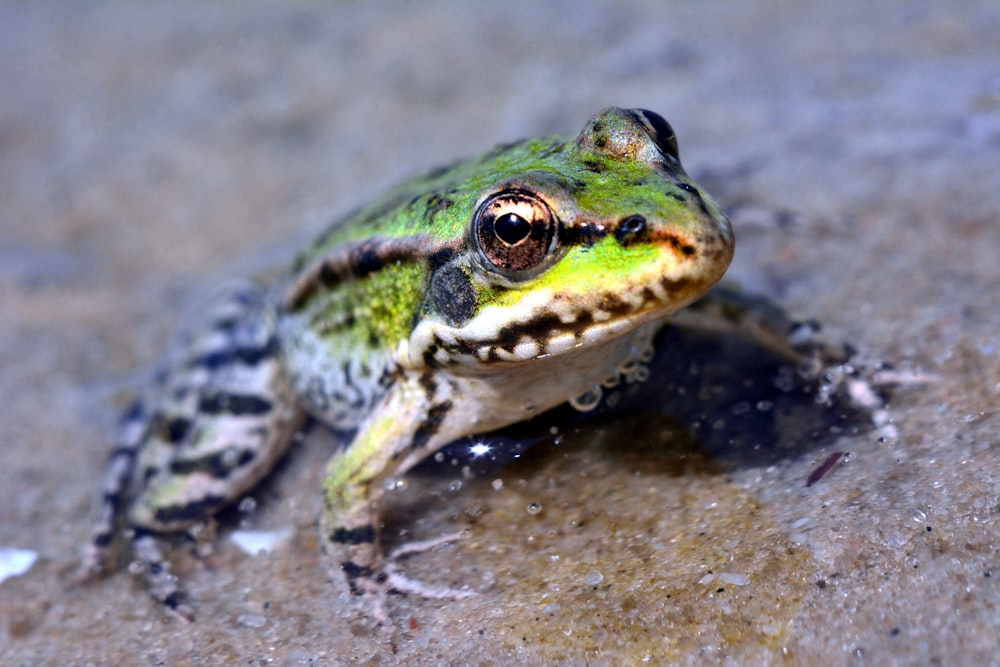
198 392 273 416
411 401 453 449
422 343 439 368
665 233 697 257
676 182 712 218
153 494 229 524
430 263 477 327
418 372 437 399
340 561 374 579
330 525 376 545
211 316 240 333
560 221 605 247
425 193 454 219
193 336 279 370
354 245 383 277
162 416 192 444
581 156 604 173
427 247 457 270
168 448 256 478
319 262 340 288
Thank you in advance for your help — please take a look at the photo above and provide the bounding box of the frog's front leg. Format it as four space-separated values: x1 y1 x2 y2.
676 284 922 437
320 370 471 613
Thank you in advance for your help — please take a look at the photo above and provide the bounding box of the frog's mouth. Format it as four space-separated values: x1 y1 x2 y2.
404 266 724 373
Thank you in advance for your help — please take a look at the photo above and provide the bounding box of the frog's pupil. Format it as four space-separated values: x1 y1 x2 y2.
494 213 531 246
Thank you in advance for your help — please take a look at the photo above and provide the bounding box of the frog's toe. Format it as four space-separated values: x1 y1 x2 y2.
132 531 195 623
386 530 467 559
384 568 476 600
384 531 475 600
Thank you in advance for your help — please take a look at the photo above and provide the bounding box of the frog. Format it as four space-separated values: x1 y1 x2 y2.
84 107 881 621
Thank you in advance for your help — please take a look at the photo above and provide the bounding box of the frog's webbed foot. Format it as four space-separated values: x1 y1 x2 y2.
333 532 472 623
679 284 934 439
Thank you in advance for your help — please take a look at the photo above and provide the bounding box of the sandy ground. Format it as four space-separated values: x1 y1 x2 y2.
2 2 999 665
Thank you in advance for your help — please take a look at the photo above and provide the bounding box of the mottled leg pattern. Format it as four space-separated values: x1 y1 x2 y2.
81 400 148 580
131 530 194 621
82 282 302 619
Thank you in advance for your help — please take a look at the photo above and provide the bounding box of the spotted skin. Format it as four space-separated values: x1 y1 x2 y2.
84 283 302 617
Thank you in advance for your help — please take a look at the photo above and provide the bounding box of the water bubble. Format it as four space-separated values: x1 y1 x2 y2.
527 502 543 515
238 497 257 513
237 613 267 628
384 478 407 492
569 386 603 412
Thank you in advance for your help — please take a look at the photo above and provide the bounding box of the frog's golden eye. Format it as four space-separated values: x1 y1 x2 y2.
474 191 557 274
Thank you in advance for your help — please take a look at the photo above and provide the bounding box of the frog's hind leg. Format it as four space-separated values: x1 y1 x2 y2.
83 282 303 619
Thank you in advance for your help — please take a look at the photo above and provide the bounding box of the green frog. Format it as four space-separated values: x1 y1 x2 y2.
85 107 842 620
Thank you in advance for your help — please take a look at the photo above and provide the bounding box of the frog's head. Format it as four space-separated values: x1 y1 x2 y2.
405 107 734 371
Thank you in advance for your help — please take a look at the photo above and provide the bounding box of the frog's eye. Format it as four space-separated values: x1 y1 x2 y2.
634 109 680 162
474 191 557 274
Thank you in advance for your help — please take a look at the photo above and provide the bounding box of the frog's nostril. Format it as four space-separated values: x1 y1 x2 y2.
615 215 647 245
